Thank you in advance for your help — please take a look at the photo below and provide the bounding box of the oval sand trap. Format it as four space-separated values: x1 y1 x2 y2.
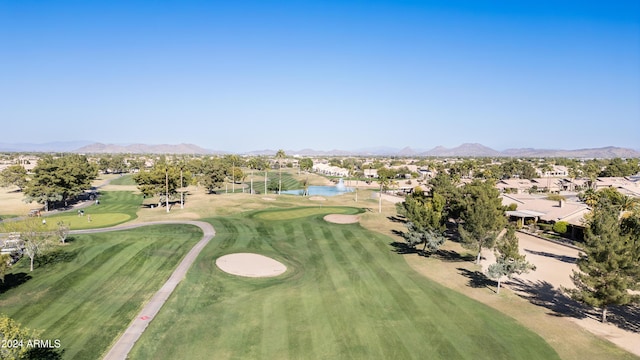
216 253 287 277
324 214 360 224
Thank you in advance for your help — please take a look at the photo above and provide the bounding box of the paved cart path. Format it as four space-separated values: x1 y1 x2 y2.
69 221 215 360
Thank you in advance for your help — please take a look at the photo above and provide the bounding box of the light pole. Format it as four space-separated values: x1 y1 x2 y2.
165 167 170 213
180 168 184 209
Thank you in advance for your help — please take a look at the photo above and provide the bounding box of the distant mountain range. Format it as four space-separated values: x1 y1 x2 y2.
1 142 638 158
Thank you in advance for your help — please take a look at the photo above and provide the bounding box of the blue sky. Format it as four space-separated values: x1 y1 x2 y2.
1 1 639 152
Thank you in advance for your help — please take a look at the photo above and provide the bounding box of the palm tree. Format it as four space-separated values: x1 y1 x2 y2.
539 163 553 192
275 149 286 194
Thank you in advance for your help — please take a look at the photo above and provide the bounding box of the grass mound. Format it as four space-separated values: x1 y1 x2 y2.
130 208 559 360
251 206 362 221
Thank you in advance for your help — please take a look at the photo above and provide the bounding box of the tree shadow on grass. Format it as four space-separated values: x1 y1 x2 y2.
387 215 406 223
502 278 640 333
0 272 32 292
25 346 64 360
457 268 497 290
389 241 418 255
36 249 79 267
523 249 577 264
606 304 640 333
436 250 475 262
508 278 587 319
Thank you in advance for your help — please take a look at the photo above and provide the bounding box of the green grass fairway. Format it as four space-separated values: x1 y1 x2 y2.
108 174 137 186
0 224 202 359
130 207 559 360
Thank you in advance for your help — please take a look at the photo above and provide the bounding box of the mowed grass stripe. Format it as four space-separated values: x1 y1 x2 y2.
302 222 364 358
323 225 413 359
282 285 313 359
0 224 202 359
261 289 291 359
346 229 464 358
337 227 429 359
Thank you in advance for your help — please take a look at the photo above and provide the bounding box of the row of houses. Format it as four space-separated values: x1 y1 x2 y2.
497 176 640 196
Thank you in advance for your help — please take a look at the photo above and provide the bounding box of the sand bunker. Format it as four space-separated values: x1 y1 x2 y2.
262 197 276 201
216 253 286 277
309 196 326 201
324 214 360 224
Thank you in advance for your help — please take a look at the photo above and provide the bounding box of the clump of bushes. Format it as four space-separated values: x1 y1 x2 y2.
553 221 568 234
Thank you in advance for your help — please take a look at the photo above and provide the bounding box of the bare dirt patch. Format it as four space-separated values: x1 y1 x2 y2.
216 253 286 278
324 214 359 224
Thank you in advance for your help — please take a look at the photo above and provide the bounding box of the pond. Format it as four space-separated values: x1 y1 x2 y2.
281 185 355 197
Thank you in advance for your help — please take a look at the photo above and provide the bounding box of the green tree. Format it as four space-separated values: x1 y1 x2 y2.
23 155 98 211
458 180 507 263
0 165 28 191
487 227 535 293
247 157 269 171
0 314 62 359
428 172 461 220
567 199 640 323
133 164 181 208
299 158 313 172
198 158 228 193
397 189 447 254
600 158 639 177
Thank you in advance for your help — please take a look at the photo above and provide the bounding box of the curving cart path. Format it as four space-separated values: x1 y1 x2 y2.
69 221 215 360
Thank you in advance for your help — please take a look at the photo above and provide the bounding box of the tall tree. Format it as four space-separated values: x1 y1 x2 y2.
397 189 447 255
133 164 180 207
376 167 395 213
0 164 28 191
275 150 286 194
428 172 461 220
299 158 313 172
23 155 98 211
487 226 535 293
199 158 228 194
458 180 506 263
567 199 639 323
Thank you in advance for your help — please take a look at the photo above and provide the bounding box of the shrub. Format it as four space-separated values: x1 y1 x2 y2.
553 221 568 234
538 223 553 232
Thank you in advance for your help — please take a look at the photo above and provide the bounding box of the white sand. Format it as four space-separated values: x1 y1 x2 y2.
324 214 360 224
216 253 286 278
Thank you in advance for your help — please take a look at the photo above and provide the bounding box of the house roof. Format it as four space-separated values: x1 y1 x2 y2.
501 194 590 226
